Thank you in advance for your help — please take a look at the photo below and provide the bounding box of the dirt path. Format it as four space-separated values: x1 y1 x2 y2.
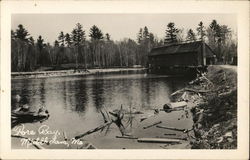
218 65 237 72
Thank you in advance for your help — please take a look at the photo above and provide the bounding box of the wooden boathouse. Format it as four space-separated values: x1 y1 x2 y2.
148 41 216 75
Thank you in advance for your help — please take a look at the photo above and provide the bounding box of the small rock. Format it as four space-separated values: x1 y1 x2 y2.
163 104 171 110
224 131 233 138
197 114 204 123
213 124 220 128
217 137 223 143
197 123 202 129
227 137 234 143
207 113 213 117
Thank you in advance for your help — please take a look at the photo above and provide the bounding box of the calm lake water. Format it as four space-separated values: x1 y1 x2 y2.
11 73 193 149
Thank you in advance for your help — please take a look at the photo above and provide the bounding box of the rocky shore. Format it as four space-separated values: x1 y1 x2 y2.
174 65 237 149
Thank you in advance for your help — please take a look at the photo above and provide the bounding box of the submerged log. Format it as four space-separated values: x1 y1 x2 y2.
171 88 211 97
137 138 181 143
143 121 162 129
75 121 113 140
156 125 192 133
184 88 211 94
161 136 188 141
116 136 138 139
164 133 176 136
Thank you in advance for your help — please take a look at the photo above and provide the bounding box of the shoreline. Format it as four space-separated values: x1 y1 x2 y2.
173 65 237 149
11 68 147 79
11 65 237 149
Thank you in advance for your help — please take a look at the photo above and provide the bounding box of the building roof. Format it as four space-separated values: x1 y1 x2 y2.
149 41 215 57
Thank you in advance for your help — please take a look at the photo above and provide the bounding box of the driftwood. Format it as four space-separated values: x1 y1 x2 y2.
109 105 126 136
171 88 211 96
184 88 211 94
161 136 188 141
164 133 176 136
75 121 113 139
137 138 181 143
100 109 109 123
156 125 192 133
116 136 138 139
143 121 162 129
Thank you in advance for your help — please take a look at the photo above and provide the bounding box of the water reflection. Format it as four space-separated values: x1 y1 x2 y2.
92 78 104 111
11 74 188 130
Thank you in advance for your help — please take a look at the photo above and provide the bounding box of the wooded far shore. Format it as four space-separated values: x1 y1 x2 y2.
11 67 147 79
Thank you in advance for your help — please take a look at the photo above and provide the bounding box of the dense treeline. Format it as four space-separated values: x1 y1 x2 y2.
11 20 237 72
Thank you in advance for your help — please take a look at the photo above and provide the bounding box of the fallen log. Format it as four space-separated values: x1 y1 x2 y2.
171 88 211 96
156 125 192 133
165 101 187 109
161 136 188 141
137 138 181 143
184 88 211 94
143 121 162 129
164 133 176 136
171 89 185 96
116 136 138 139
100 109 109 123
75 121 113 139
124 111 144 114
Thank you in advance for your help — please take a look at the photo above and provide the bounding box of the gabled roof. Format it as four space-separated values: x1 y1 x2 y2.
149 41 215 57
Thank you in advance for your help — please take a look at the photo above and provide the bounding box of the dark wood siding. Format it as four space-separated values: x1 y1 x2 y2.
148 42 216 68
149 52 198 68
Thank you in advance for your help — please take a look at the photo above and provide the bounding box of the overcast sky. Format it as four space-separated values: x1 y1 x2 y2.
12 14 237 44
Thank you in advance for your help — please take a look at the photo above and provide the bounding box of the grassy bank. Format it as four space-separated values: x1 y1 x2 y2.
189 65 237 149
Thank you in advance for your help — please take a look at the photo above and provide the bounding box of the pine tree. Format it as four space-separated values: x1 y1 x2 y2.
196 21 206 41
137 28 143 44
219 25 231 45
164 22 179 44
186 29 196 42
37 35 44 65
210 20 219 33
105 33 111 41
143 26 149 40
11 30 16 39
71 23 86 68
89 25 104 68
37 35 44 51
28 37 35 45
72 23 86 46
65 33 72 47
208 20 230 62
89 25 103 40
58 31 65 46
54 40 59 47
15 24 29 41
209 20 220 43
149 33 155 44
